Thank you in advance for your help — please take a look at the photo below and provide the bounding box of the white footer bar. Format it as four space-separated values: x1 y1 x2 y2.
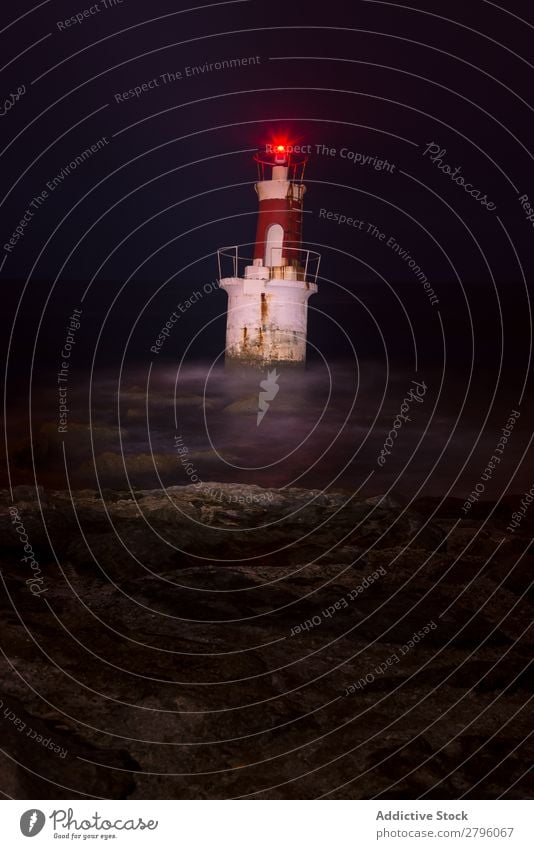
2 799 532 848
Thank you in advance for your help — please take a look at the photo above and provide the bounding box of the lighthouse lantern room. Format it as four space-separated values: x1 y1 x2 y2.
218 144 320 367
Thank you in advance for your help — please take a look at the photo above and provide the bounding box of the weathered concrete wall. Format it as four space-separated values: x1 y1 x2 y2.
220 276 317 366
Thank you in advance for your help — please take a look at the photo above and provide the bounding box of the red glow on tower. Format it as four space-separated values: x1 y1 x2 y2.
252 145 308 270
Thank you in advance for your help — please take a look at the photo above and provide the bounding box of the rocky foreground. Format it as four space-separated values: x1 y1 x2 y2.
1 483 532 799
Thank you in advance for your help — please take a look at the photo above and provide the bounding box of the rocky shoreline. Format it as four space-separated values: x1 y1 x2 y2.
1 483 532 798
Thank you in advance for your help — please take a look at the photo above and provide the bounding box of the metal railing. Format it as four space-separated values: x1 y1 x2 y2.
217 245 321 284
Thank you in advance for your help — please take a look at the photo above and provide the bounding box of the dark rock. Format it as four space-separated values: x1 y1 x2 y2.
0 483 531 798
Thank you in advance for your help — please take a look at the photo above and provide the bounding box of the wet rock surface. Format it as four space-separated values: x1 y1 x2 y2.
1 484 532 799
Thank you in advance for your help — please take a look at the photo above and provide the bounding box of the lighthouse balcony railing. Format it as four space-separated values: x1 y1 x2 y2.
217 246 321 285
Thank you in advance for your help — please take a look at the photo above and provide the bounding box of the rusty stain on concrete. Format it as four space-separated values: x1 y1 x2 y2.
260 292 268 325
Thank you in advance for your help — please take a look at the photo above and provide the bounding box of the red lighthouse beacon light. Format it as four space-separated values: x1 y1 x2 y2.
252 144 309 271
218 141 320 367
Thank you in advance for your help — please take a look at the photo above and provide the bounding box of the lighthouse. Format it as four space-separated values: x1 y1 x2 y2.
218 144 320 367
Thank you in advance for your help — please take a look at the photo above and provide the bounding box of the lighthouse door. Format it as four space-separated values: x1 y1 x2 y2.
265 223 284 267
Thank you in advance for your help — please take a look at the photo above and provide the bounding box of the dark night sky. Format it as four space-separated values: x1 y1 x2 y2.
2 0 534 495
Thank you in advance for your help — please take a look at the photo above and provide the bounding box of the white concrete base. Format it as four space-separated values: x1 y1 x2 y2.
220 276 317 366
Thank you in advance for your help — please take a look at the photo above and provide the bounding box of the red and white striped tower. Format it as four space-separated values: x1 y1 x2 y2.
218 144 320 367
